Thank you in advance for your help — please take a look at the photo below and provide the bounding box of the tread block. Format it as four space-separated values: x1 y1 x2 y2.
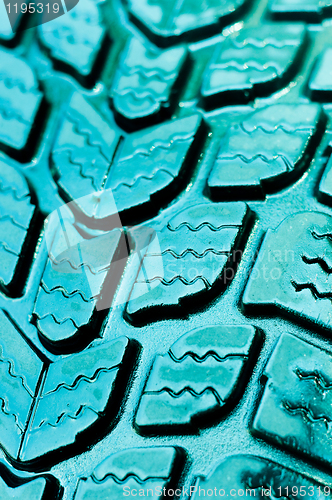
269 0 332 21
135 324 259 433
126 202 251 325
208 103 325 199
33 219 128 354
38 0 107 86
21 337 132 465
309 48 332 101
243 211 332 332
0 161 37 295
127 0 247 46
52 94 205 227
192 454 331 499
252 333 332 467
0 309 134 468
0 48 43 157
201 24 306 108
105 114 205 224
74 446 182 499
110 37 188 128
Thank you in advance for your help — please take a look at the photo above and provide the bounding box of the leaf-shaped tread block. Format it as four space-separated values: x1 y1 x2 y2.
208 103 325 199
51 92 122 221
126 202 251 325
52 98 205 227
192 454 331 500
269 0 332 21
243 211 332 332
0 310 43 461
252 333 332 467
38 0 107 86
20 336 132 465
110 37 188 127
0 161 37 295
105 113 205 224
135 324 259 432
33 222 128 354
74 446 182 499
309 48 332 101
127 0 247 46
0 48 43 157
201 24 306 107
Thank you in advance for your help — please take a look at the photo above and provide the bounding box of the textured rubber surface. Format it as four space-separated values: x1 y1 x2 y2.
2 0 332 498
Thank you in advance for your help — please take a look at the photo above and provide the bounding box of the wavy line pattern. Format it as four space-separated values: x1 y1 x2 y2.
283 401 332 429
117 133 196 162
139 275 212 287
218 152 291 166
111 167 174 192
34 312 80 329
157 248 230 258
295 369 332 393
291 281 332 301
302 255 332 274
169 350 249 363
48 256 107 275
230 37 302 49
210 61 281 73
41 283 92 303
0 356 34 397
43 366 118 397
0 397 24 433
37 404 100 429
167 222 241 232
0 180 28 201
91 473 168 485
144 386 222 403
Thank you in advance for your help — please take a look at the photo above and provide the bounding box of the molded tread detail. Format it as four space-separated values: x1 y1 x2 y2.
135 325 259 432
127 0 247 46
208 103 325 199
38 0 108 86
126 202 251 325
74 446 182 499
0 48 43 159
0 308 135 469
201 24 306 108
243 211 332 331
0 161 37 295
252 333 332 468
53 95 205 226
33 220 128 354
269 0 332 21
110 37 188 128
193 454 332 499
